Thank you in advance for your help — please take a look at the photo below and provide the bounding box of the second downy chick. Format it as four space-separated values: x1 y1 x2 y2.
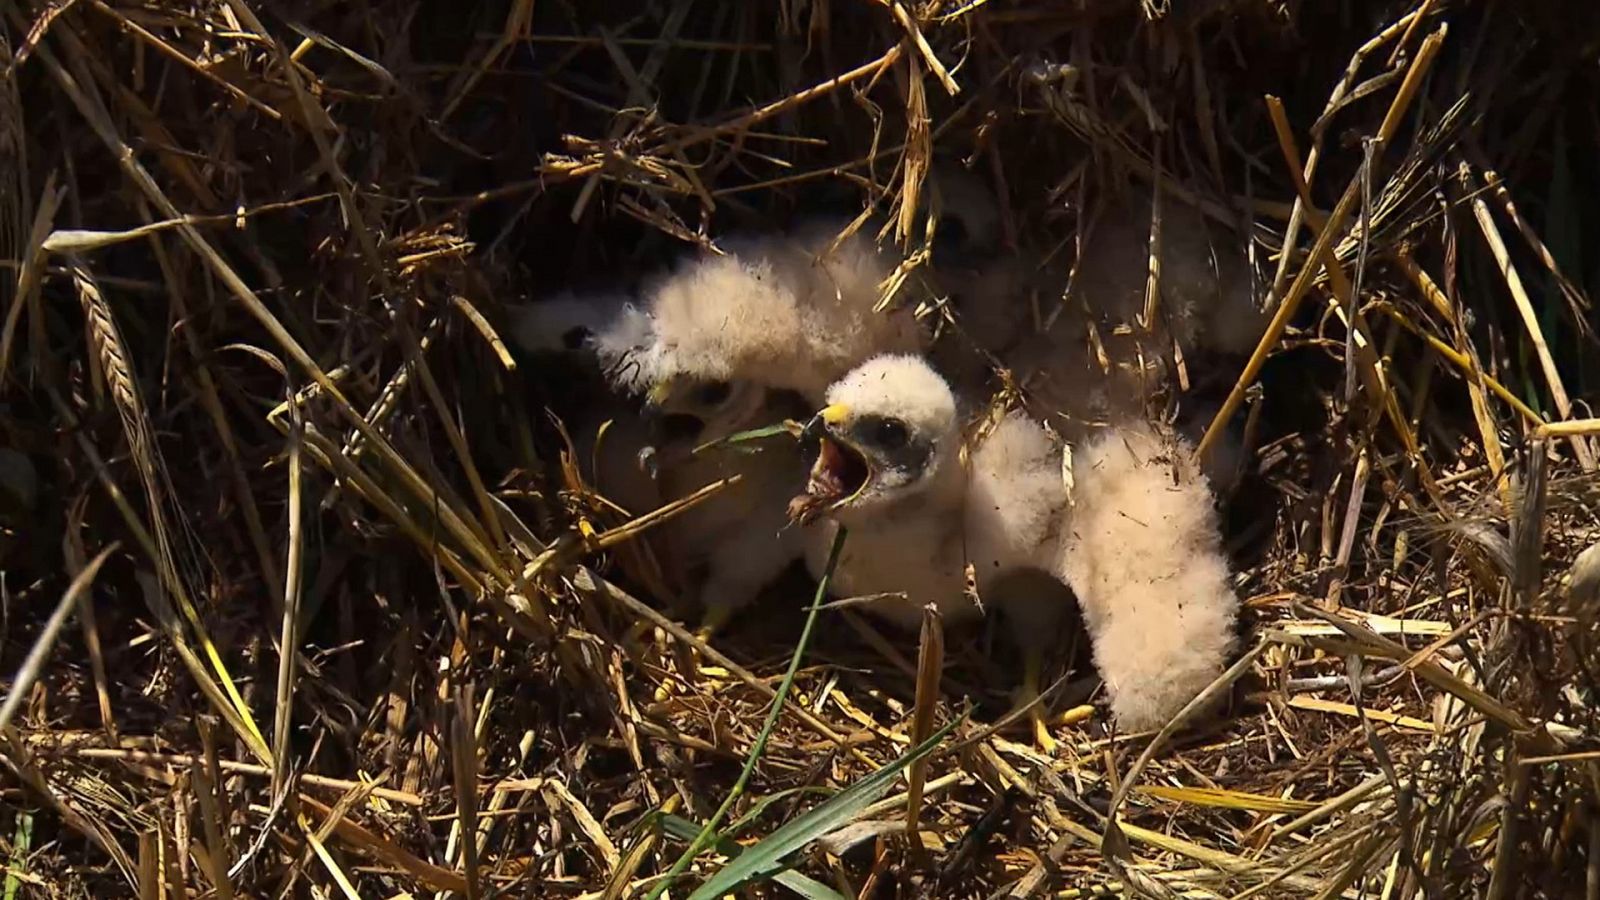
507 290 806 630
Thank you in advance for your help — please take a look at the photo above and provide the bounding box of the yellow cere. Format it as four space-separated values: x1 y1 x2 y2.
818 403 851 425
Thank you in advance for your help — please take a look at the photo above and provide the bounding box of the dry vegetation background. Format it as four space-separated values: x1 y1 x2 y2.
4 0 1600 897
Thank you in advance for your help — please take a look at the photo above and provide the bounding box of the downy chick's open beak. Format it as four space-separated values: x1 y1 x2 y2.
638 384 704 477
788 403 872 524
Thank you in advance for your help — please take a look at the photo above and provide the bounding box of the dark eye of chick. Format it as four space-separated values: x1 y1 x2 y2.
695 380 732 406
560 326 592 350
871 417 910 451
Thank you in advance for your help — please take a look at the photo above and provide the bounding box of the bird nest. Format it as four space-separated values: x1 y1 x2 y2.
3 1 1600 897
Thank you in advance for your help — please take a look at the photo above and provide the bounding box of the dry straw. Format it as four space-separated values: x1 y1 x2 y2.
2 1 1599 897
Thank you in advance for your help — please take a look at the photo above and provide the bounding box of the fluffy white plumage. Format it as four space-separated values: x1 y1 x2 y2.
509 290 806 624
793 355 975 629
964 412 1069 578
645 219 926 411
824 354 958 454
793 355 1067 633
963 411 1079 695
1053 420 1240 731
793 354 1240 732
638 169 1029 431
616 207 994 625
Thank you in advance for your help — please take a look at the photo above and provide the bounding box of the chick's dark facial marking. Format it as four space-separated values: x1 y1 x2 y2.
849 414 929 483
694 380 732 407
788 410 937 524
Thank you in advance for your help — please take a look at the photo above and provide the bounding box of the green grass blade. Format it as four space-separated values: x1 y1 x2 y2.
685 713 964 900
642 526 847 900
658 815 848 900
4 812 32 900
727 786 835 835
692 420 802 456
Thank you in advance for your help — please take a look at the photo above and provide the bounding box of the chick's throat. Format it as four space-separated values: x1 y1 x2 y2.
787 432 872 525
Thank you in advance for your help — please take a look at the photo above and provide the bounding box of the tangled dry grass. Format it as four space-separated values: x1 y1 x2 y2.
5 0 1600 896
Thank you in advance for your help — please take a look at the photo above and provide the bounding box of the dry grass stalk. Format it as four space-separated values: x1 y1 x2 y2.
5 1 1600 896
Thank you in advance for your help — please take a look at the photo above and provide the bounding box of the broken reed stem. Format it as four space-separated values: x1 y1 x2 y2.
905 603 945 836
272 402 306 801
451 683 482 900
644 526 848 900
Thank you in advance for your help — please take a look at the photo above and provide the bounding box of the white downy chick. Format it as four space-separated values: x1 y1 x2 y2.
507 291 804 626
788 355 1067 630
788 355 982 630
788 354 1084 748
790 356 1241 735
1053 420 1240 732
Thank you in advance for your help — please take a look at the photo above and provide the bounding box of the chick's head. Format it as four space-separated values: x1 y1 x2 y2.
507 292 661 395
628 249 806 450
642 374 770 451
789 354 959 525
